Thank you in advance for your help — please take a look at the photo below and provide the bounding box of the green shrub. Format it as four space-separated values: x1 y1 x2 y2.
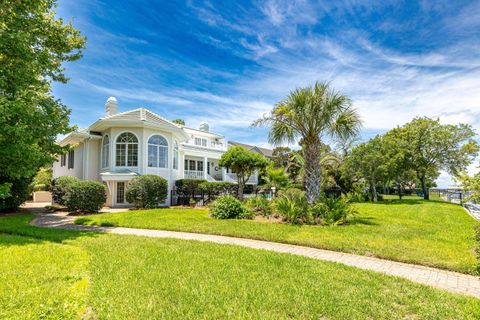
198 181 237 194
312 194 357 225
32 184 47 192
349 191 369 203
210 195 250 219
0 177 32 212
126 175 168 208
52 176 79 205
274 188 310 224
244 196 272 216
65 180 106 213
31 167 53 191
175 179 207 195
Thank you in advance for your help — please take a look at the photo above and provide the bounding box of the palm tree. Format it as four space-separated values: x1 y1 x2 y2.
253 82 362 204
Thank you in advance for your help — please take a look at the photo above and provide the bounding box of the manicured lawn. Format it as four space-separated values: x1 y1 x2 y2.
76 199 479 274
0 215 91 319
1 214 480 319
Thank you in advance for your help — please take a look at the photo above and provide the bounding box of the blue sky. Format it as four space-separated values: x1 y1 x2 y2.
54 0 480 187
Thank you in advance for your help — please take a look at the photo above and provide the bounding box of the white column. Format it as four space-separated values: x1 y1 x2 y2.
203 156 208 179
221 167 226 182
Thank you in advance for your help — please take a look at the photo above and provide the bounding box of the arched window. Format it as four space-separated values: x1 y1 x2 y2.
116 132 138 166
148 135 168 168
173 141 178 170
101 135 110 168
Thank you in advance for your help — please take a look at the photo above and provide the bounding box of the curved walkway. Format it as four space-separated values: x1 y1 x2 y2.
25 203 480 298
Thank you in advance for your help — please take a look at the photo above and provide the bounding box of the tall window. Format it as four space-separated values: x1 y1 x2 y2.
116 132 138 166
173 141 178 170
60 154 66 167
116 182 125 204
68 150 75 169
101 135 110 168
148 135 168 168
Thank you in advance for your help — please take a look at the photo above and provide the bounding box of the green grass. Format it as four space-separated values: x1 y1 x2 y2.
75 199 479 274
1 213 480 319
0 215 91 319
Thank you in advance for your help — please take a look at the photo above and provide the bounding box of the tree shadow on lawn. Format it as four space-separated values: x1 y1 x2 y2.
0 213 99 247
348 217 379 226
375 198 461 207
375 199 424 205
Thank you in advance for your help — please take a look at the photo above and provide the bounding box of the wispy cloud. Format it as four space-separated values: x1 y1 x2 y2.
55 0 480 186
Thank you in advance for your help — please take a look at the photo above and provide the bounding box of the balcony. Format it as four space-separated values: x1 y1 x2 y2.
183 169 258 184
184 170 205 180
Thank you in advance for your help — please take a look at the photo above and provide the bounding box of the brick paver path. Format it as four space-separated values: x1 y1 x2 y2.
24 203 480 298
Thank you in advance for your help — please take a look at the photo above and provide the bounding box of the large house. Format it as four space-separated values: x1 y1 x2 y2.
53 97 269 207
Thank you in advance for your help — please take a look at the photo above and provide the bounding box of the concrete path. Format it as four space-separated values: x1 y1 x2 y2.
23 203 480 298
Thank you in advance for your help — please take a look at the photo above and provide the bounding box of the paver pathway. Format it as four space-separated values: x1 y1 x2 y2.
24 203 480 298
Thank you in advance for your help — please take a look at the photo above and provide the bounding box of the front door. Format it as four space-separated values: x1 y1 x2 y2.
116 181 126 204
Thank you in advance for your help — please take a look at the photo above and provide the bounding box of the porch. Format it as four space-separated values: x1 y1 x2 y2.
183 156 258 184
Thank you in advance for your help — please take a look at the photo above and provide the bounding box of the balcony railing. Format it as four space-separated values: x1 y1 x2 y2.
184 170 204 179
226 173 257 184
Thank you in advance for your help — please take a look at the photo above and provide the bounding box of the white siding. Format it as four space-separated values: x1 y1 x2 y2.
52 144 84 179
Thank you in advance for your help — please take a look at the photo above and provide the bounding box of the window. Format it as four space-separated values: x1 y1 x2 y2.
60 154 66 167
173 141 178 170
116 132 138 166
68 150 74 169
197 161 204 172
116 182 125 204
194 137 207 147
101 135 110 168
189 160 196 171
148 135 168 168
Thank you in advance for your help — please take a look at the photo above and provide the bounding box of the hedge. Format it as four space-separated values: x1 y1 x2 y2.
126 175 168 208
65 180 106 213
198 181 237 193
52 176 79 205
175 179 207 194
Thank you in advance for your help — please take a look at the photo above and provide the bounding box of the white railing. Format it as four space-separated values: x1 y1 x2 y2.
185 141 226 151
226 173 257 184
184 170 205 179
206 174 218 182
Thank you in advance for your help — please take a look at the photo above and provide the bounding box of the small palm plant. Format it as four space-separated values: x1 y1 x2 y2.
273 188 310 224
312 194 357 225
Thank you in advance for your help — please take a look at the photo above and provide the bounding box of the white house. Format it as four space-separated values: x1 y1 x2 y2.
52 97 262 207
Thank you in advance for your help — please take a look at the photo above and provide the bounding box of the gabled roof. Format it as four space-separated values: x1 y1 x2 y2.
228 141 274 158
57 128 102 147
89 108 189 141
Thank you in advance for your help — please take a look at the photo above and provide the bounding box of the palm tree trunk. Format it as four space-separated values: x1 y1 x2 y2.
304 142 321 204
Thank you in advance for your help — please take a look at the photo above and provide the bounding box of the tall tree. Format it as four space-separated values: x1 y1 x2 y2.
0 1 85 204
382 130 417 199
457 168 480 203
219 146 268 200
394 117 478 200
171 119 185 125
344 136 388 202
254 82 361 203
